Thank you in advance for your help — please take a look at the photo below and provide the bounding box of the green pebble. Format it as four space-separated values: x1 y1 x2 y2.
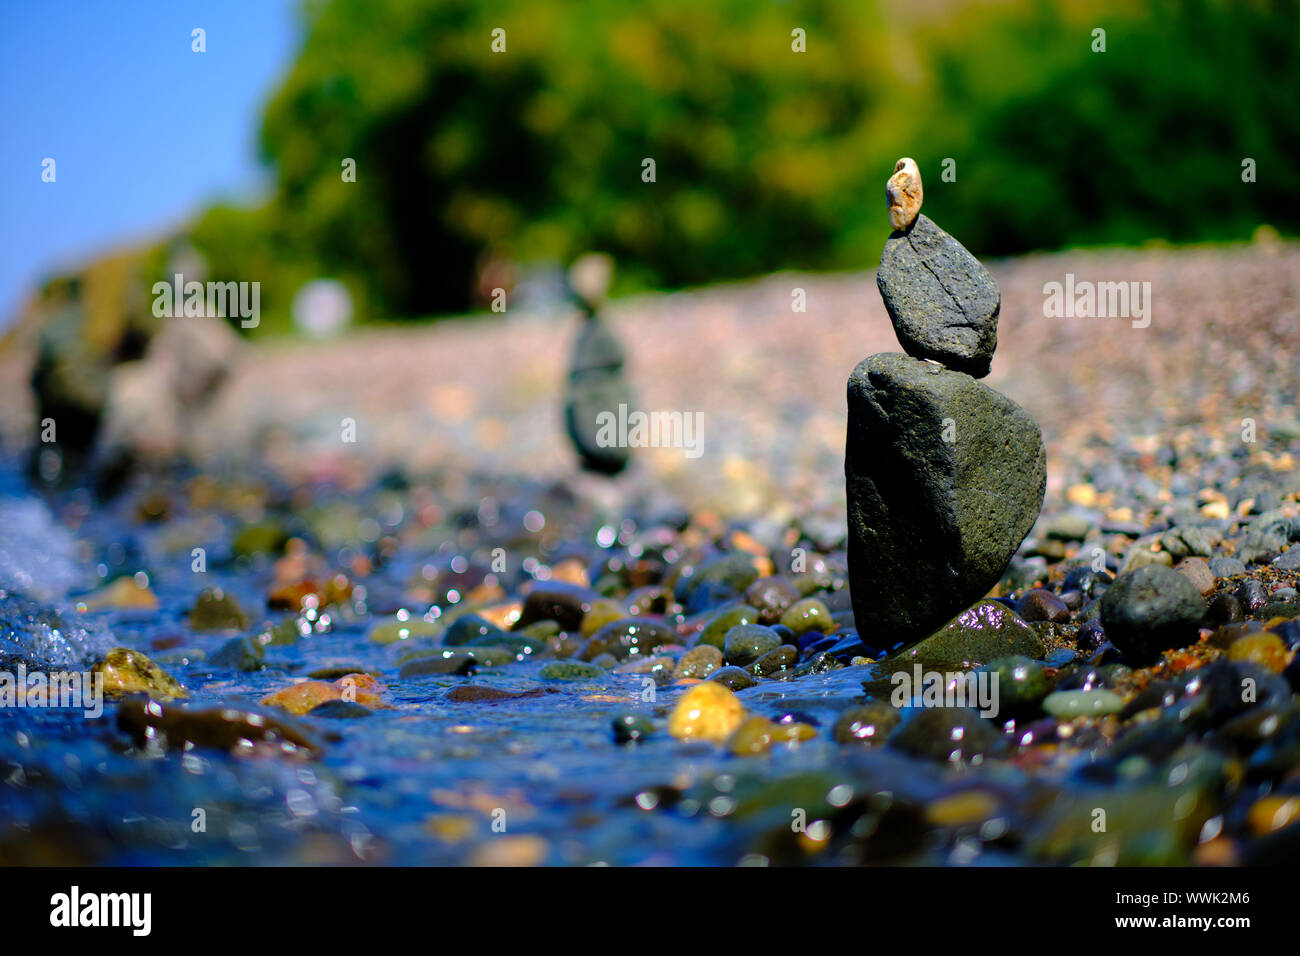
539 661 604 680
779 598 833 636
1042 689 1125 718
698 604 760 650
723 623 781 666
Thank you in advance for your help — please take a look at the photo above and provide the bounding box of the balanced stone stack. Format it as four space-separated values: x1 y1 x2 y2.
563 253 634 475
846 159 1046 648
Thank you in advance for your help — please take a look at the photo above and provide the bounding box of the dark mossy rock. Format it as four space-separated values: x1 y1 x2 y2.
723 623 781 666
442 613 510 647
877 600 1044 675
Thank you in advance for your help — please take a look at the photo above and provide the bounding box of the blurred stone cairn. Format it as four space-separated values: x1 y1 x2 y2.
563 253 634 475
846 158 1047 647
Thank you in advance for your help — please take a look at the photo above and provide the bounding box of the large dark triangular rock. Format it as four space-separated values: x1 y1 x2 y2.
845 353 1045 646
876 214 1000 378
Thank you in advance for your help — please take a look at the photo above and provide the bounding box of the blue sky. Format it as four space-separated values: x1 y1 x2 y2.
0 1 301 324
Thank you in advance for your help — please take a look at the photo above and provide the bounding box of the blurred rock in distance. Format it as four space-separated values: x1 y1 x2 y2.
563 253 632 476
568 252 614 312
292 279 354 339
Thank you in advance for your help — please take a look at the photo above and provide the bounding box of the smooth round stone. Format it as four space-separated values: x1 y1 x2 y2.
707 665 757 691
673 644 722 680
516 581 600 631
1042 689 1125 718
779 597 833 636
977 655 1049 712
1271 587 1299 603
1016 588 1070 624
697 604 761 650
399 653 477 678
889 707 1002 762
188 588 249 631
832 703 900 745
580 618 675 661
1174 557 1216 596
667 682 745 742
727 715 778 756
744 575 801 623
539 660 604 681
1208 556 1247 579
1100 566 1205 664
723 623 781 666
612 713 654 744
1059 589 1084 611
749 644 798 677
443 613 509 647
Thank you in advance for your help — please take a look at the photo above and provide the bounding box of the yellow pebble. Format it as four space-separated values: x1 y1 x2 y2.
925 791 1000 827
1226 633 1290 673
1248 796 1300 835
668 682 745 743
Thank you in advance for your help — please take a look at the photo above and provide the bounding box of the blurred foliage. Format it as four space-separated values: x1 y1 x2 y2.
176 0 1300 322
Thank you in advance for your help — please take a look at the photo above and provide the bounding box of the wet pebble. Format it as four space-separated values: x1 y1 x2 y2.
707 665 757 691
668 682 745 742
1016 588 1070 624
723 623 781 666
1042 689 1125 718
612 713 655 744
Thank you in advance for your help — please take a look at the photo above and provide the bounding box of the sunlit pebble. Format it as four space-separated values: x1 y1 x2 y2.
596 525 617 548
524 510 545 533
